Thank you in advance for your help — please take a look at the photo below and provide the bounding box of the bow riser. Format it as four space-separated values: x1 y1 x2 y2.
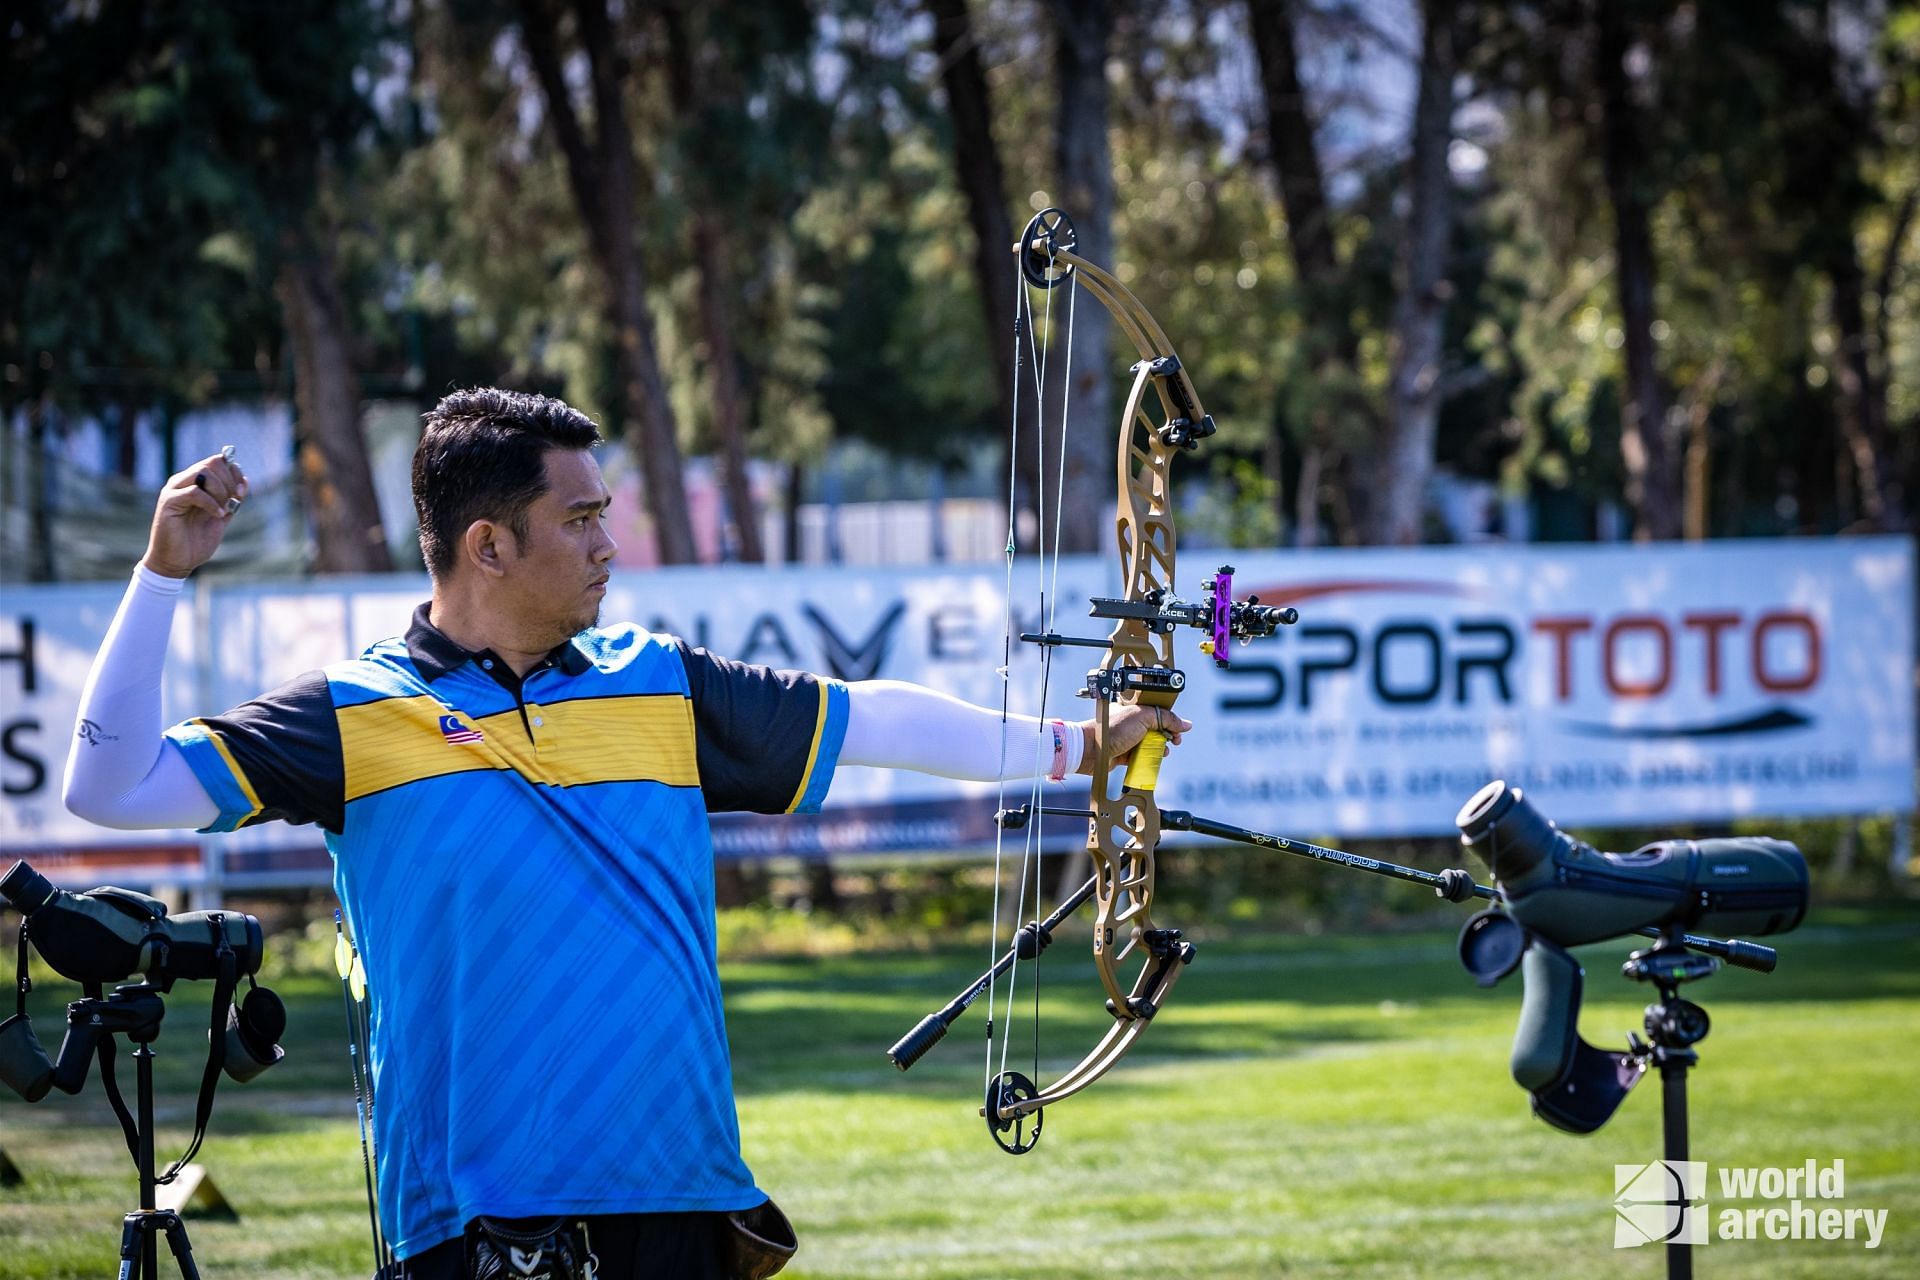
1086 359 1181 1016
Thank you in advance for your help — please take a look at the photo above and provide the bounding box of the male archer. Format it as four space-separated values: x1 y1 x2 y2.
62 387 1188 1280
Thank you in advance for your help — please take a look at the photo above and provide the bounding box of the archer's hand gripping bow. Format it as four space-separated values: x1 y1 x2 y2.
887 209 1295 1153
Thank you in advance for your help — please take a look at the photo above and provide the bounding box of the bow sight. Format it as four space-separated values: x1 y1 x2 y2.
1088 566 1299 659
1024 566 1297 752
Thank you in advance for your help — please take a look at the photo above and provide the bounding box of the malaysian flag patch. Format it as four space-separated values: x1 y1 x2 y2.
439 714 484 744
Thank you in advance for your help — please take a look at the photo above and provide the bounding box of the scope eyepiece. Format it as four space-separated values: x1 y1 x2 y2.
1455 781 1564 882
1 861 55 915
1454 780 1518 841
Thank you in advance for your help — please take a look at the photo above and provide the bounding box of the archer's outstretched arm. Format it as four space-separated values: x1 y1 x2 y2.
62 452 248 830
839 681 1189 781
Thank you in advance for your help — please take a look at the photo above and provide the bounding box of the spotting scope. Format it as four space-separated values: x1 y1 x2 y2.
1452 782 1806 1133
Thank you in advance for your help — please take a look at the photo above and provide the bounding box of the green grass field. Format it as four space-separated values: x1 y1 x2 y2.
2 903 1915 1278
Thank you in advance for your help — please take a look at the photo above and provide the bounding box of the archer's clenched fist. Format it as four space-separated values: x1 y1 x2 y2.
142 450 249 579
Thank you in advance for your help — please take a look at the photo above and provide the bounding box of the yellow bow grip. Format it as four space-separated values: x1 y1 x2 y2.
1122 728 1169 792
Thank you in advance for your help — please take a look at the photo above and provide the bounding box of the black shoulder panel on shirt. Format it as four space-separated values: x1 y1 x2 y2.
197 669 346 834
673 639 825 814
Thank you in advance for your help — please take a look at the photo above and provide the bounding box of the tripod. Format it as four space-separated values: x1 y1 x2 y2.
1623 931 1722 1280
66 982 204 1280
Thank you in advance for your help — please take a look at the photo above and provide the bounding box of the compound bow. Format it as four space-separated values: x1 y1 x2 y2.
887 209 1295 1152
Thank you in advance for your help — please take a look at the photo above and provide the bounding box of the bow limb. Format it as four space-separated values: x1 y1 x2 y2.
1017 240 1212 436
992 938 1193 1117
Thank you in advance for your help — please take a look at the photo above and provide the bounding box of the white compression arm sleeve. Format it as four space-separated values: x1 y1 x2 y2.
61 566 219 830
839 680 1084 781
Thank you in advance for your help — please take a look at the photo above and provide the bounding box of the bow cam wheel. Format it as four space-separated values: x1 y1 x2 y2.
1019 209 1077 290
984 1070 1044 1154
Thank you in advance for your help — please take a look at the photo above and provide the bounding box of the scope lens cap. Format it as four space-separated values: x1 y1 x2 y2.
1455 780 1519 843
1458 910 1529 987
223 988 287 1083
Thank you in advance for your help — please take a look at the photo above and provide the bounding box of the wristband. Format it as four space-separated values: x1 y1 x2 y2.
1047 720 1070 783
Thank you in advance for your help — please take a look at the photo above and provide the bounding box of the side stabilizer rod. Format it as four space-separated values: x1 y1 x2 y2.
887 872 1099 1071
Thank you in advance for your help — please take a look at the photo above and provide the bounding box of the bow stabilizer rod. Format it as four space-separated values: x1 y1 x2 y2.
1152 809 1775 970
888 862 1100 1072
890 805 1771 1077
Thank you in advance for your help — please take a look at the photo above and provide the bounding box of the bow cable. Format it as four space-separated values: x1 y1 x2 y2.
987 225 1076 1108
998 246 1078 1100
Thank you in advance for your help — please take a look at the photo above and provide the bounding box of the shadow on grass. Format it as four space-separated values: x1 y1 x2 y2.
5 902 1913 1125
723 900 1920 1094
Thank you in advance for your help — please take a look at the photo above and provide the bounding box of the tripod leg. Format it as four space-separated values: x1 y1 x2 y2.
117 1213 146 1280
161 1213 202 1280
1661 1056 1693 1280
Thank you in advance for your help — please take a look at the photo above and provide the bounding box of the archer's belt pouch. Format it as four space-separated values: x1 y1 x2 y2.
721 1198 797 1280
465 1216 594 1280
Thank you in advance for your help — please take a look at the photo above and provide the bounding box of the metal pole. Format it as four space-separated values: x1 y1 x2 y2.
137 1046 158 1280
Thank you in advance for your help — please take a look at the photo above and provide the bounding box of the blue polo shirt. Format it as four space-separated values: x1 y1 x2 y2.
164 605 847 1257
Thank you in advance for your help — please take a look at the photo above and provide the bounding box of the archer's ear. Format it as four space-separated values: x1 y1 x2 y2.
461 520 513 579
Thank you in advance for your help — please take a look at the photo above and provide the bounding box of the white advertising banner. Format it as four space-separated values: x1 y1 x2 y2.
1 537 1912 879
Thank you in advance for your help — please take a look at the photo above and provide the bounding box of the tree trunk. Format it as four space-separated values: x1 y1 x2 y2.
1047 0 1113 558
926 0 1034 526
1597 0 1680 541
714 861 750 909
1829 241 1899 530
25 391 54 582
1682 359 1724 540
1797 2 1907 534
518 0 698 564
804 859 842 913
1371 0 1459 546
1867 185 1916 529
1247 0 1343 298
1294 443 1323 549
115 396 139 480
277 246 391 574
1247 0 1361 544
784 460 805 563
661 3 764 562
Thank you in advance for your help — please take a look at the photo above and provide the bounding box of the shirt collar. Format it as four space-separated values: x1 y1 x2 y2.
405 602 592 684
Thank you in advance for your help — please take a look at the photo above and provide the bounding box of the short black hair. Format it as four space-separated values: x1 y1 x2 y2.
413 388 602 578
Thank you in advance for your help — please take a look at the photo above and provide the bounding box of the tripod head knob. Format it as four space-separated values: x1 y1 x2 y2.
1643 996 1711 1050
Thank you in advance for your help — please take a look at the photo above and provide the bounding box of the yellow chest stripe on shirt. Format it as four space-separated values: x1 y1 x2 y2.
340 693 701 802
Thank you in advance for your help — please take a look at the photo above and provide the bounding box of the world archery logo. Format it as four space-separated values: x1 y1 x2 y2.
438 714 484 745
1615 1160 1709 1248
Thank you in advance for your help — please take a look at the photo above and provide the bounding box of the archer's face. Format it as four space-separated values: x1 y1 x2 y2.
495 448 616 645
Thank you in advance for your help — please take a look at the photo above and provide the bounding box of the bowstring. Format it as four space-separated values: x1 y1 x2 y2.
984 238 1026 1090
991 234 1066 1095
995 259 1049 1090
1024 264 1077 1084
